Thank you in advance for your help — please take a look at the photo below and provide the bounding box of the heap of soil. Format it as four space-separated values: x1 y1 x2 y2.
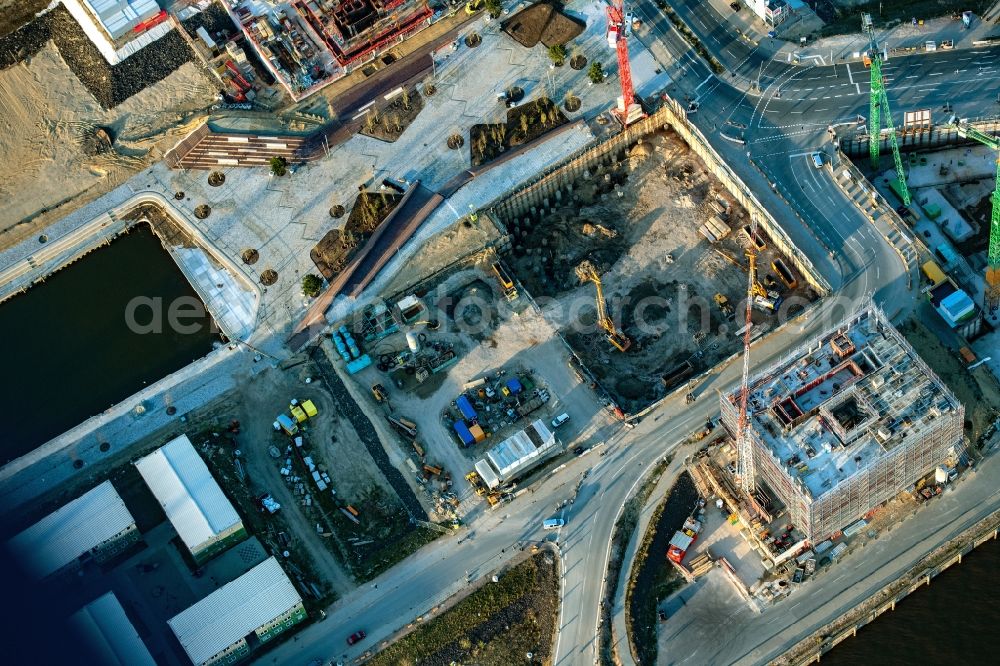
310 190 403 279
469 97 569 167
0 4 195 109
80 126 114 156
502 1 585 48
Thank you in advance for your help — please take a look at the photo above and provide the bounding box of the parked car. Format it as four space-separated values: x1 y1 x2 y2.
573 446 586 456
551 413 571 429
730 1 741 10
347 630 366 645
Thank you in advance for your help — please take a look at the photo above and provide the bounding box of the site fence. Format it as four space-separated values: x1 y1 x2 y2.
839 117 1000 157
486 99 831 297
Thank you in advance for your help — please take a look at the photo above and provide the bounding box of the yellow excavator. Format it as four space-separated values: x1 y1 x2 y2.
577 264 632 352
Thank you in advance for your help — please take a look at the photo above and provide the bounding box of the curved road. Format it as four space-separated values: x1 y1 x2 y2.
265 7 1000 666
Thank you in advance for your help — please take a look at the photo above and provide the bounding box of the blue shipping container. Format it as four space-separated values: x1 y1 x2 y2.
453 421 475 447
456 394 476 420
505 378 523 394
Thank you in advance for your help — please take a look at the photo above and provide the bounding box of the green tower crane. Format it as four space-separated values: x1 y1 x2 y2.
863 14 911 206
947 118 1000 313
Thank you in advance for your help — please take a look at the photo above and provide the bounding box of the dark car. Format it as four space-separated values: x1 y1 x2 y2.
573 446 586 456
730 1 741 10
347 630 366 645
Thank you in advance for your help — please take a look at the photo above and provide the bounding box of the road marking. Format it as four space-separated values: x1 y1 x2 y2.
929 72 944 76
904 75 918 79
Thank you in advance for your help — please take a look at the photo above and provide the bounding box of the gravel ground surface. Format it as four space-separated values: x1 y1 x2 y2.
0 5 195 108
309 342 428 521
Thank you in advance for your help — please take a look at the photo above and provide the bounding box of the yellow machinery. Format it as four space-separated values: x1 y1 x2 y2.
577 265 632 352
746 252 767 299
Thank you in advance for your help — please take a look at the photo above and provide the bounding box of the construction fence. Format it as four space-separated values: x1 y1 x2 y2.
839 117 1000 158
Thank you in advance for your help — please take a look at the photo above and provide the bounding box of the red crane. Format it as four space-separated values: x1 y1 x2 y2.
606 0 641 126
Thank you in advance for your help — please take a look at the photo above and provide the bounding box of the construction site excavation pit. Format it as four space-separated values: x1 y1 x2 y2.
0 224 219 462
502 129 819 414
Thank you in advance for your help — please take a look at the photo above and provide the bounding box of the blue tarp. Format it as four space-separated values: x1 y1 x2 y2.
505 378 523 394
453 421 475 447
456 394 476 420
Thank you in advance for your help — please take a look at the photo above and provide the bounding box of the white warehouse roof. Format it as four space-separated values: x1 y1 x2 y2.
7 480 136 579
69 592 157 666
83 0 162 40
486 419 556 479
135 434 241 553
169 557 303 665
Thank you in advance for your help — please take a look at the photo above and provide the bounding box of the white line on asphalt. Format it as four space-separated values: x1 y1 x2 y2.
929 72 944 76
904 75 918 79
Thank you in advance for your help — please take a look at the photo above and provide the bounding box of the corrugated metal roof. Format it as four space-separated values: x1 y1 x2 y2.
83 0 162 39
135 434 241 553
486 420 555 478
169 557 303 665
69 592 157 666
7 480 136 579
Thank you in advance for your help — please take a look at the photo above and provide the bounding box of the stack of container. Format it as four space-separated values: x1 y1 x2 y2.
332 326 372 374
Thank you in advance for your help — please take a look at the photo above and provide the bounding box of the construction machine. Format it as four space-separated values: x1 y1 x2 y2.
577 264 632 352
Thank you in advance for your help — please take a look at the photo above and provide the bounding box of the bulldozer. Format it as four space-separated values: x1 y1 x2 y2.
576 262 632 352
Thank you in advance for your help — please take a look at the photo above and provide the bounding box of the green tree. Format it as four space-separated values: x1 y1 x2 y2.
588 61 604 84
269 156 288 176
484 0 502 18
301 273 323 297
547 44 567 66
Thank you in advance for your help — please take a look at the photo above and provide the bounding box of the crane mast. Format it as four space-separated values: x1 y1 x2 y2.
736 216 759 494
606 0 643 126
947 119 1000 313
864 13 911 206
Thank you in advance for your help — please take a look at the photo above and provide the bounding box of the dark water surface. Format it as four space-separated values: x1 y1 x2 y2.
0 224 216 461
823 535 1000 664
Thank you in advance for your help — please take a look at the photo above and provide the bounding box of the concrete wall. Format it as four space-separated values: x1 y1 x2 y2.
487 99 831 297
839 118 1000 157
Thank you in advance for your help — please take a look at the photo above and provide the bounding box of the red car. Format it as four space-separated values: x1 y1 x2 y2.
347 630 366 646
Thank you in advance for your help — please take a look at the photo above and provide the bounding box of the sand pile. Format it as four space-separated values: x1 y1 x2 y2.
0 40 216 246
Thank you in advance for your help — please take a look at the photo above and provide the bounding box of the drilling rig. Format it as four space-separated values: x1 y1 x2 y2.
945 118 1000 314
577 264 632 352
864 13 911 206
606 0 644 126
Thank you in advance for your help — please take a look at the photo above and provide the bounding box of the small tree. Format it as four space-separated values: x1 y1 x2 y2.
547 44 567 66
401 88 411 110
301 274 323 297
269 156 288 176
588 61 605 84
484 0 501 18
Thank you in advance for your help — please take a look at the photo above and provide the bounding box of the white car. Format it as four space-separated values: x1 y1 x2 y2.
551 413 570 429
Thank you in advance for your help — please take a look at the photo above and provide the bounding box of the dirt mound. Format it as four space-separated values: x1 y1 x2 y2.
502 1 585 48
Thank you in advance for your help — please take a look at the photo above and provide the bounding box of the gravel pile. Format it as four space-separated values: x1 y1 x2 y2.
0 5 194 109
181 1 237 40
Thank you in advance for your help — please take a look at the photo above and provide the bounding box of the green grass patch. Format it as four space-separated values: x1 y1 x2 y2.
598 454 674 665
367 552 559 666
625 472 697 665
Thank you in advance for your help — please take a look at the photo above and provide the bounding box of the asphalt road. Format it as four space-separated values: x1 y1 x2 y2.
266 8 1000 666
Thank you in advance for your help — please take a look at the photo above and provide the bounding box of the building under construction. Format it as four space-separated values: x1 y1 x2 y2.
721 303 964 541
295 0 432 68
